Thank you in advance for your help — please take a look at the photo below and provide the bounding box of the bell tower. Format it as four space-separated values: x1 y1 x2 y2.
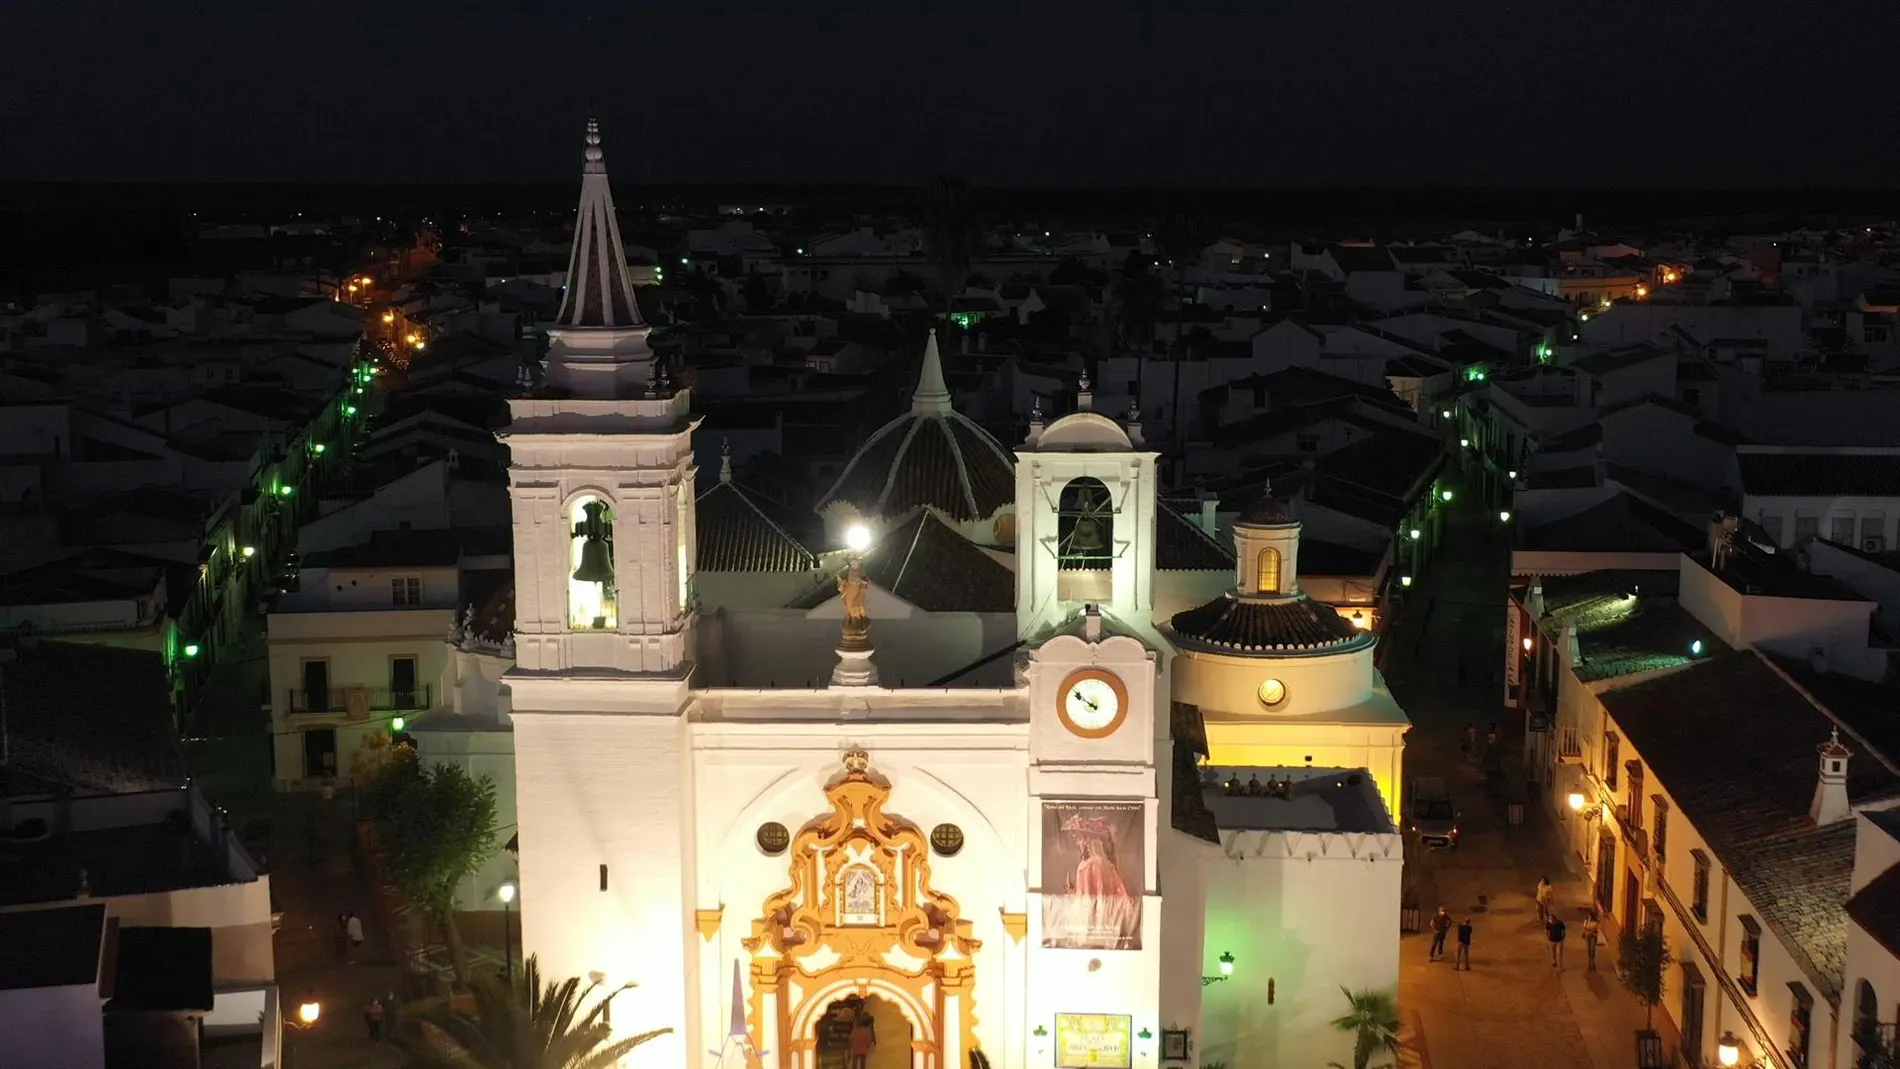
1015 384 1160 637
499 117 699 1065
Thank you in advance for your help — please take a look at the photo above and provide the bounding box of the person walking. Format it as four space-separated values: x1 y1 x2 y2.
1582 911 1602 972
364 997 386 1041
346 912 366 958
1546 914 1568 970
1454 917 1473 970
1429 907 1452 961
1534 876 1554 924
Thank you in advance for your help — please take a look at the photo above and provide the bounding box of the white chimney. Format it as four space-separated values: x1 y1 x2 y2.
1199 496 1218 537
1811 729 1853 826
1565 622 1581 667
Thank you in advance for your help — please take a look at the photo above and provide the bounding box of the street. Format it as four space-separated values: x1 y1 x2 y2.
1385 499 1660 1069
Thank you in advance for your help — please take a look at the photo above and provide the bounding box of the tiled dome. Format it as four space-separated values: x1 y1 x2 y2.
1167 592 1368 654
815 331 1014 523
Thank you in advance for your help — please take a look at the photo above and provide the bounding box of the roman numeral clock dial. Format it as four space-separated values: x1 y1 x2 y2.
1056 668 1129 739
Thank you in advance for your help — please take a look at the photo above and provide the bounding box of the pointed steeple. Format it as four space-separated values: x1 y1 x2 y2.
555 118 643 331
912 328 952 415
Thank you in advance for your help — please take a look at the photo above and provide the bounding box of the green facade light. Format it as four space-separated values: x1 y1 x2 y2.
1440 489 1454 502
391 716 406 732
1400 575 1414 587
1408 528 1421 541
1499 510 1512 523
279 486 295 497
1459 438 1470 448
242 546 256 558
183 643 201 658
344 404 357 416
1690 639 1704 656
311 443 326 454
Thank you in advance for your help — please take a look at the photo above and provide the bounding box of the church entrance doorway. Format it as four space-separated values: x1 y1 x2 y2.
814 995 914 1069
744 749 980 1069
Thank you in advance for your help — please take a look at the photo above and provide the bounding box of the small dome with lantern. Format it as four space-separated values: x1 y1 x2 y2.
1166 487 1370 655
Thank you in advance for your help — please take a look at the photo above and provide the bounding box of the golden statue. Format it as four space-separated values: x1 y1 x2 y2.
837 559 872 651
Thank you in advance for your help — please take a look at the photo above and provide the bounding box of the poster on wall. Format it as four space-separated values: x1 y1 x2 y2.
1041 801 1143 950
1054 1013 1133 1069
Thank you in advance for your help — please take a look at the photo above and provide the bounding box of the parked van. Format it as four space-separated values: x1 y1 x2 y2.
1409 776 1459 849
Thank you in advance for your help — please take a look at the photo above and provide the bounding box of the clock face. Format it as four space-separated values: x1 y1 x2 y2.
1058 669 1128 739
1258 678 1287 707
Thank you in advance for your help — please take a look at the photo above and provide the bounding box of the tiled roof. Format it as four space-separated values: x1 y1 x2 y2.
0 639 182 791
1167 593 1367 654
1519 492 1701 554
1739 451 1900 497
816 411 1015 522
1599 651 1900 1001
787 508 1013 613
1155 504 1234 571
1845 863 1900 961
696 480 817 572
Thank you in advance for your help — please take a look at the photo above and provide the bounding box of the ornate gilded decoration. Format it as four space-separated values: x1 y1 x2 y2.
999 910 1027 943
696 907 724 940
744 752 981 1069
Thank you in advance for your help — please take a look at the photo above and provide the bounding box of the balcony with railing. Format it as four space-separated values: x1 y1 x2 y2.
1855 1021 1897 1069
286 684 432 715
1557 726 1583 763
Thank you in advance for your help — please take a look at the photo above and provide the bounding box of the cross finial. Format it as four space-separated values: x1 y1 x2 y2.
582 117 605 172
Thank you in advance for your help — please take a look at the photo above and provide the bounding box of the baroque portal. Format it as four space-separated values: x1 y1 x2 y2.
744 749 980 1069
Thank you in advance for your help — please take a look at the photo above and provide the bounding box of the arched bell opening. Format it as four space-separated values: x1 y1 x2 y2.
1056 476 1115 601
568 495 616 629
1256 547 1283 595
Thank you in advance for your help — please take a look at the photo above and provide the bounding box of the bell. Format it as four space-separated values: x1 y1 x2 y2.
1070 517 1106 552
572 538 614 584
571 500 615 584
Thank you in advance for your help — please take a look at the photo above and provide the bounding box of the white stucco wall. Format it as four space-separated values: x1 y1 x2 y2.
1198 832 1403 1069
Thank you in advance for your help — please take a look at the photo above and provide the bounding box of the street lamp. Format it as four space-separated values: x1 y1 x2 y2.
1408 528 1420 541
1202 951 1235 986
1498 510 1512 523
1459 438 1470 448
296 997 321 1027
844 523 873 554
242 545 256 559
1440 489 1454 502
1717 1031 1741 1067
1522 636 1534 652
1567 792 1587 812
498 880 518 984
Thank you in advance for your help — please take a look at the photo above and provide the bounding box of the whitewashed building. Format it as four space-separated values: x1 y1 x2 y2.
492 120 1414 1069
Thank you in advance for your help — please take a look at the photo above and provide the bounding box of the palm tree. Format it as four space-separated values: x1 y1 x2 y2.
400 954 672 1069
1328 986 1402 1069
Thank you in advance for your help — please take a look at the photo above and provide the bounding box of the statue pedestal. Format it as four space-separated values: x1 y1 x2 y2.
830 647 879 688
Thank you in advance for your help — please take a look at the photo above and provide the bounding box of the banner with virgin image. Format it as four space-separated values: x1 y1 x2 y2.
1040 801 1143 950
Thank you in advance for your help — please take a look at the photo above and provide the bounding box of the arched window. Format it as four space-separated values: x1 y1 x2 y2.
1057 478 1114 571
1854 980 1880 1053
569 496 616 630
1257 547 1283 595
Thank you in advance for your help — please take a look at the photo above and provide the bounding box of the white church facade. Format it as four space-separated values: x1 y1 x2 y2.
476 119 1412 1069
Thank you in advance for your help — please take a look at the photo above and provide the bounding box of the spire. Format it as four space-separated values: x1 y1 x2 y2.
912 328 952 415
554 117 642 331
1077 371 1093 411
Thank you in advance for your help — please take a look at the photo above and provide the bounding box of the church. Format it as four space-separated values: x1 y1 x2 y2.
493 120 1412 1069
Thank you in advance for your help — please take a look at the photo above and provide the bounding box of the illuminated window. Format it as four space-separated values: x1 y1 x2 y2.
569 496 617 630
1789 983 1813 1068
1739 915 1761 996
1257 547 1282 595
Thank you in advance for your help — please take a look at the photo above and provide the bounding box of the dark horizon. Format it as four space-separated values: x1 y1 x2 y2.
5 1 1898 188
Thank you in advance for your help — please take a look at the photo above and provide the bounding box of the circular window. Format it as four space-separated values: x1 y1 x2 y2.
930 823 965 857
1257 679 1287 707
756 822 790 855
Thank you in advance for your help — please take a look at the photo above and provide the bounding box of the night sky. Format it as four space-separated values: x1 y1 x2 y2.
3 1 1897 188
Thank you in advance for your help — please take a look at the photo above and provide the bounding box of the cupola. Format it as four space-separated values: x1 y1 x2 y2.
1232 487 1301 598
